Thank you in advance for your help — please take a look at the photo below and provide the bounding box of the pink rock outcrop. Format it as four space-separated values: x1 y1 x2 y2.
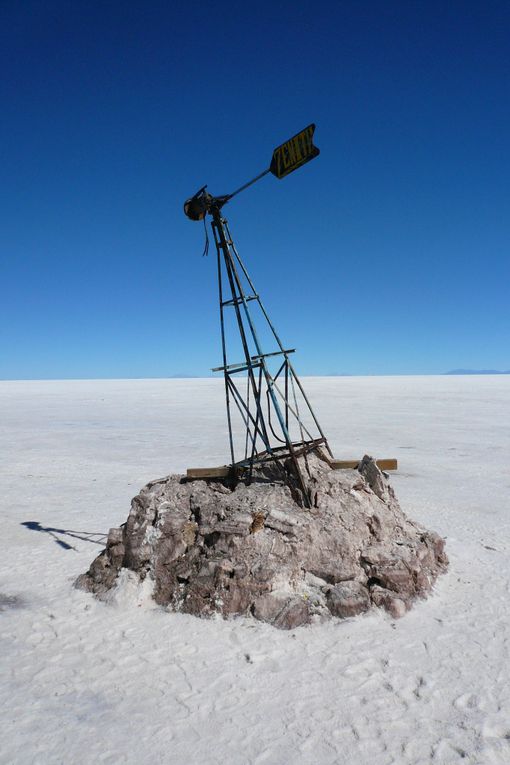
77 453 448 629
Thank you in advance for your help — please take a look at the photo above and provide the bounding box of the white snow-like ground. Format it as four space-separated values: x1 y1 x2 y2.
1 376 509 765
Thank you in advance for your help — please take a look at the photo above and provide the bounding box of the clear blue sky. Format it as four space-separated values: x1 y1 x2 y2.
1 0 509 379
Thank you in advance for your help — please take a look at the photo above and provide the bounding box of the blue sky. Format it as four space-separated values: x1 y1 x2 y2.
1 0 509 379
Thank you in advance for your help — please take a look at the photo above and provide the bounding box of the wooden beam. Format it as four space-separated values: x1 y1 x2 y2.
330 458 398 471
186 466 231 479
186 457 398 480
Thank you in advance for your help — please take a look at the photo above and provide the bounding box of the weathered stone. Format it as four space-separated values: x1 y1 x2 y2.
107 527 123 545
359 455 388 500
327 581 371 618
370 585 409 619
77 452 448 628
253 593 310 629
366 559 416 597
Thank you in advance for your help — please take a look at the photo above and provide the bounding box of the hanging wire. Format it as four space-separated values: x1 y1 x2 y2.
202 217 210 256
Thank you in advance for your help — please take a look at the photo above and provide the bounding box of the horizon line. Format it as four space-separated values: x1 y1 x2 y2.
1 370 509 383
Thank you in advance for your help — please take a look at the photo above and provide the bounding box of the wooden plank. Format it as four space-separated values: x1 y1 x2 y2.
330 458 398 471
187 458 398 480
376 459 398 471
186 466 230 479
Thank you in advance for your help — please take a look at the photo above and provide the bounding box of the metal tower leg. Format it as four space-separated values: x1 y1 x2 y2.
210 205 330 507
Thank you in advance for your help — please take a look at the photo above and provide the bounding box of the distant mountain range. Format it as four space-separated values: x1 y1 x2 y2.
445 369 510 375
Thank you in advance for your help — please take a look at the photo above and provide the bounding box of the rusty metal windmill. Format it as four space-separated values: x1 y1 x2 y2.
183 125 396 506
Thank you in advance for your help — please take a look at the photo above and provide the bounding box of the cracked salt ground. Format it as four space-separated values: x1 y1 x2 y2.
1 376 510 764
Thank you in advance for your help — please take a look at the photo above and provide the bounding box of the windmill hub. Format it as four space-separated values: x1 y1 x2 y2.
183 186 214 221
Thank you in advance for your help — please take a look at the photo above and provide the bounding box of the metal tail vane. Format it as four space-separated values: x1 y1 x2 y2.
183 125 331 507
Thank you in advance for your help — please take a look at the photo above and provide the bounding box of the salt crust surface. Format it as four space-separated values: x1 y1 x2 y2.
1 376 509 764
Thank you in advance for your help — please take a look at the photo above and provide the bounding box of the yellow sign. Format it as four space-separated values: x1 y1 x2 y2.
269 124 320 179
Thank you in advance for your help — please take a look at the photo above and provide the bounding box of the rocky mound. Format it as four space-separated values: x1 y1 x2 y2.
76 453 448 629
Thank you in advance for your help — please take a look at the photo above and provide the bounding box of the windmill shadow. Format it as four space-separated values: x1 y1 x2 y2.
21 521 107 551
